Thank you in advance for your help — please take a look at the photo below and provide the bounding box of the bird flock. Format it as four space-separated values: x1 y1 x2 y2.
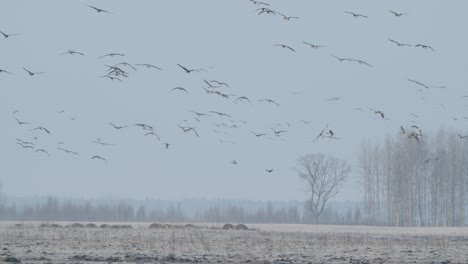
3 1 468 185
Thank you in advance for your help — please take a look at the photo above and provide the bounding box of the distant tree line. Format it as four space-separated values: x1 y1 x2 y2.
360 129 468 226
0 197 363 224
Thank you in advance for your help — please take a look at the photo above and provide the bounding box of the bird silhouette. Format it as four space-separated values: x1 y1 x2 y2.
388 39 411 47
135 64 162 70
99 53 125 59
163 143 170 149
313 124 329 142
415 44 435 52
408 79 429 89
170 87 189 94
257 7 276 15
23 67 44 76
331 54 352 62
250 131 267 137
388 11 407 17
60 49 85 56
88 5 111 13
145 132 161 141
457 133 468 140
278 13 299 21
0 69 13 74
35 149 50 156
274 44 295 52
91 155 107 162
344 11 368 18
0 30 18 38
374 111 385 119
234 96 252 104
303 41 326 49
31 127 50 134
271 128 287 136
109 122 128 130
13 116 30 125
58 148 78 155
265 169 274 173
210 80 230 88
258 99 280 106
250 0 270 6
177 64 204 73
209 111 232 118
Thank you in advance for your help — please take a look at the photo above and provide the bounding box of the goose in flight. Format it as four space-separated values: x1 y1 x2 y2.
91 155 107 162
257 7 276 15
60 49 85 56
278 13 299 21
303 41 326 49
177 64 204 73
330 54 352 62
145 132 161 141
101 75 123 82
135 64 162 70
177 125 199 137
190 111 209 117
265 169 274 173
17 142 34 149
163 143 170 149
388 11 407 17
31 126 50 134
258 99 280 106
13 116 30 125
457 133 468 140
351 59 373 67
116 62 137 71
251 131 267 137
99 53 125 59
415 44 435 52
313 124 328 142
210 80 230 88
88 5 111 13
134 123 154 131
411 125 423 136
326 97 341 102
58 148 78 155
0 30 18 38
274 44 295 52
17 139 34 146
109 122 128 130
344 11 368 18
35 149 50 156
234 96 252 104
374 111 385 119
250 0 269 6
232 160 238 165
170 87 189 95
209 111 232 118
271 128 287 136
23 67 44 76
408 132 420 142
400 126 407 135
388 39 411 47
408 79 429 89
91 140 114 146
0 68 13 74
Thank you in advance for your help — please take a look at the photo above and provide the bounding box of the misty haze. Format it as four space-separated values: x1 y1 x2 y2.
1 1 467 263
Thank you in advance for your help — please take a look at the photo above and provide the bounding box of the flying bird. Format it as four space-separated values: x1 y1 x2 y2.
17 142 34 149
0 69 13 74
251 131 267 138
232 160 238 165
400 126 407 135
388 39 411 47
57 148 78 155
91 155 107 162
303 41 326 49
234 96 252 104
257 7 276 15
210 80 230 88
17 139 34 146
374 111 385 119
88 5 111 13
388 11 407 17
326 97 341 102
277 13 299 21
31 127 50 134
170 87 189 94
250 0 270 6
258 99 280 106
145 132 161 141
91 140 114 146
209 111 232 118
163 143 170 149
274 44 295 52
351 59 373 67
265 169 274 173
35 149 50 156
344 11 368 18
109 122 128 130
23 67 44 76
13 116 30 125
0 30 18 38
313 124 329 142
331 54 352 62
134 123 154 131
99 53 125 59
177 64 204 73
415 44 435 52
135 64 162 70
271 128 287 136
408 79 429 89
60 49 85 56
457 133 467 140
101 75 123 82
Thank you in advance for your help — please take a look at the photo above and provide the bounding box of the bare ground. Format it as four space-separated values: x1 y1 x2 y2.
1 222 467 263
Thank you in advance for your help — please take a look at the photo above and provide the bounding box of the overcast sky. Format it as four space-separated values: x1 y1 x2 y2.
2 1 467 202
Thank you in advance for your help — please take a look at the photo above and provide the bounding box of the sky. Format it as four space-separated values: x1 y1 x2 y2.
1 1 467 202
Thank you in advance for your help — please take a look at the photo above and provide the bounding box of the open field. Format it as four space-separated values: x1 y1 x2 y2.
1 222 467 263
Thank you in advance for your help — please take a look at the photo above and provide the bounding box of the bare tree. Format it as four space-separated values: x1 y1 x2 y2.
296 153 351 223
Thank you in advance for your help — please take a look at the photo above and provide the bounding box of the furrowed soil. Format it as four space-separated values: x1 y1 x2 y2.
1 222 467 263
